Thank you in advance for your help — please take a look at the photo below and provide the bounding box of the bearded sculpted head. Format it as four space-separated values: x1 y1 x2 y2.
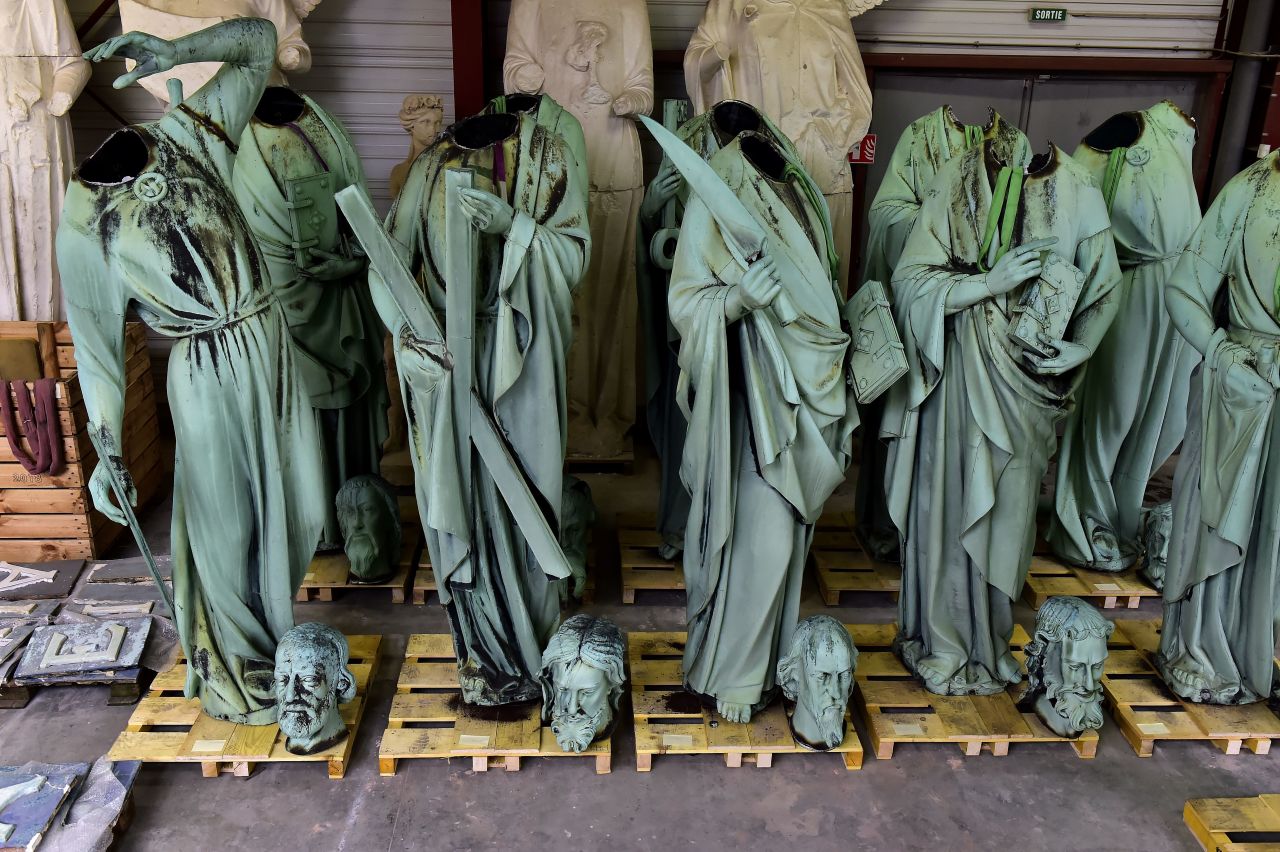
274 623 357 755
778 615 857 750
539 615 625 753
1139 502 1173 591
336 475 401 584
1024 596 1113 738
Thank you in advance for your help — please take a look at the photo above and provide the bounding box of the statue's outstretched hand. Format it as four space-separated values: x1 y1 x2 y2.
640 160 682 220
459 188 515 236
84 32 179 90
395 326 451 391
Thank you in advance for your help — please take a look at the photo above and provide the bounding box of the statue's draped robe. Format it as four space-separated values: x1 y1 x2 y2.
858 107 1028 560
637 103 798 554
672 137 856 709
58 20 325 724
1156 151 1280 704
375 108 588 705
684 0 881 291
884 144 1120 695
233 91 389 544
504 0 653 458
0 0 89 320
1049 101 1201 569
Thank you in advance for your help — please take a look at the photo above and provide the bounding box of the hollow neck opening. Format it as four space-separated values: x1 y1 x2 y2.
452 113 520 150
78 128 149 185
254 87 307 125
741 132 789 182
1083 112 1142 152
946 104 995 133
501 93 541 115
712 101 763 143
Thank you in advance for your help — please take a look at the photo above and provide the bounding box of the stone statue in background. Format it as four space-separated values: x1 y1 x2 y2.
1139 502 1172 591
389 94 444 199
234 86 389 547
539 614 625 753
558 476 596 604
1021 596 1112 738
777 615 857 750
274 622 357 755
118 0 319 104
684 0 888 292
335 474 400 585
504 0 654 458
0 0 90 321
61 19 326 724
1048 101 1202 572
1156 150 1280 705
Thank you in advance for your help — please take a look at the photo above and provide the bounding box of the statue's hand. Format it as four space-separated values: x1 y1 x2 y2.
640 161 682 220
739 255 782 313
88 458 136 527
85 32 179 90
1212 340 1273 405
513 63 545 94
612 92 643 117
278 45 305 71
395 326 450 390
983 237 1057 297
1023 332 1090 376
458 188 514 235
48 91 75 117
303 249 364 282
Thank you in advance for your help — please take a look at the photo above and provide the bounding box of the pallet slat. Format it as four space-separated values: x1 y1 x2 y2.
1185 796 1280 851
1023 556 1159 610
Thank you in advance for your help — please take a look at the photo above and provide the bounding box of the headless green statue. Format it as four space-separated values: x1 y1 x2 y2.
60 19 326 724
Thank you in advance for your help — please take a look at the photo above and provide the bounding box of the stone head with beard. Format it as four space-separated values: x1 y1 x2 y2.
1024 596 1113 738
539 615 625 753
1139 502 1172 591
274 623 357 755
336 475 401 584
778 615 857 751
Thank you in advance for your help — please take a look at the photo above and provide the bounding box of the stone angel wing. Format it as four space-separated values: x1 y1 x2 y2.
290 0 322 19
845 0 889 18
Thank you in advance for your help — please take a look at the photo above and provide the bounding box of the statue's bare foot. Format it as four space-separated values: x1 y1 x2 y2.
717 700 753 723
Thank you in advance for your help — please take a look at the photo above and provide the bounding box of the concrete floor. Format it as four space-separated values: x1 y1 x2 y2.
0 452 1271 851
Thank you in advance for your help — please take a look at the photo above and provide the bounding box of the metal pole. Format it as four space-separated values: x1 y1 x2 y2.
1210 0 1276 194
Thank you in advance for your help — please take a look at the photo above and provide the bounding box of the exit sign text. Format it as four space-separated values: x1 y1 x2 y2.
1029 7 1067 22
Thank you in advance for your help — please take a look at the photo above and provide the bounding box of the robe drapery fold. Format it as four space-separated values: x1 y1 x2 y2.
883 142 1120 696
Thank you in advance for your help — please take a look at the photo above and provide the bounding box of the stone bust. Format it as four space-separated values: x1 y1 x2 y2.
778 615 858 751
1139 502 1172 591
274 623 357 755
335 474 401 584
1022 596 1113 738
539 615 625 753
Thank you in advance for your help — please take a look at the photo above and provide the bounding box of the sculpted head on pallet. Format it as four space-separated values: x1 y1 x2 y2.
540 615 625 753
275 623 357 754
336 475 401 585
778 615 857 751
1024 596 1113 738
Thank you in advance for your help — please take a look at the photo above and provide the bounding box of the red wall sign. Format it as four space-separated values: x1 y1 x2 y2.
848 134 877 164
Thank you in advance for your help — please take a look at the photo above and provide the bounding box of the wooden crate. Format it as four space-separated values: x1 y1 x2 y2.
1185 795 1280 851
295 528 420 603
851 623 1099 760
1103 620 1280 757
107 635 381 779
1023 556 1159 610
629 631 863 772
378 634 611 775
0 322 163 562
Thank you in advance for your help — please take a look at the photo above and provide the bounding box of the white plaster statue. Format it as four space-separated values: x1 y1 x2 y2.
389 94 445 200
504 0 654 458
684 0 886 291
118 0 318 103
0 0 89 321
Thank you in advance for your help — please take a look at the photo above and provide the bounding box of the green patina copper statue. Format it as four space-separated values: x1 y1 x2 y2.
858 107 1029 562
274 623 357 755
372 96 588 706
335 474 400 585
883 140 1121 696
1020 596 1112 738
558 476 595 605
539 614 625 753
665 128 857 723
777 615 857 751
1155 150 1280 705
233 85 389 548
1049 101 1202 571
1139 502 1173 590
59 18 325 725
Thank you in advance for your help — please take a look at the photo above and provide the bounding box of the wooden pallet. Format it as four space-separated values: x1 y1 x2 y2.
617 527 684 604
1103 620 1280 757
4 666 151 709
812 549 901 605
1185 795 1280 850
378 634 611 775
628 631 863 771
295 530 419 603
851 623 1099 760
565 441 635 474
107 635 381 779
1023 556 1159 610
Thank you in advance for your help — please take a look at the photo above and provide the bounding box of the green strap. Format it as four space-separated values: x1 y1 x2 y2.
1101 147 1127 212
978 165 1024 272
784 162 840 280
964 123 984 150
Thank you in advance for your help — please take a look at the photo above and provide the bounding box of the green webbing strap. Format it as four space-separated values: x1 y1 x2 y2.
1101 147 1128 212
964 124 984 150
978 165 1024 272
784 162 841 280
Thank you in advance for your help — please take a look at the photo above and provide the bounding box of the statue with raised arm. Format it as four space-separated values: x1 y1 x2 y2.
1155 151 1280 705
58 18 326 725
1 0 90 320
504 0 653 458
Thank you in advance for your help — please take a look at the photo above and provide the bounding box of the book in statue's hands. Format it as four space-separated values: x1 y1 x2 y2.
844 280 908 404
1009 252 1088 357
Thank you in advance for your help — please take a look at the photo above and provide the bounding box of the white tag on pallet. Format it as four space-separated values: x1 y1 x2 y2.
457 734 490 748
893 723 924 736
661 733 694 748
1137 722 1168 735
1093 583 1122 592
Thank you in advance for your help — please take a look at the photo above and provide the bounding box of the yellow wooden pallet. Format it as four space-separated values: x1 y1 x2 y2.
812 550 901 605
379 634 611 775
1023 556 1159 610
617 527 684 604
851 623 1098 760
628 631 863 772
1185 795 1280 851
107 635 381 779
565 440 635 473
295 530 420 603
1103 620 1280 757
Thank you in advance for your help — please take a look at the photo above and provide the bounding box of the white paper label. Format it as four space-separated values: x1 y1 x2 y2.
192 739 226 752
1137 722 1168 735
457 734 490 747
661 732 694 748
893 723 924 736
1093 583 1122 592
